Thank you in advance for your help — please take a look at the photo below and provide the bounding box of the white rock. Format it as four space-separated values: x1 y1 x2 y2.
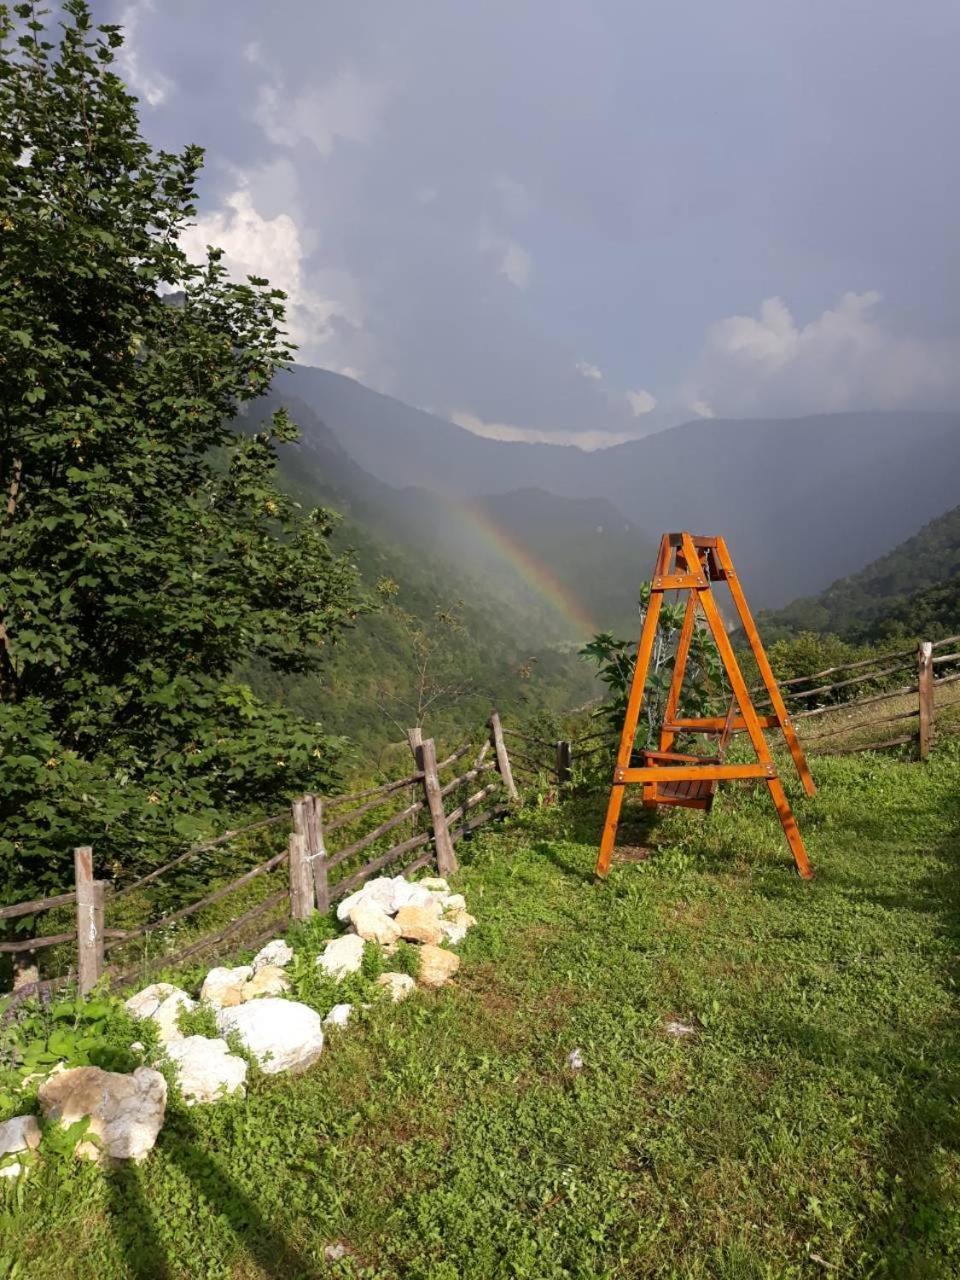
201 966 253 1009
0 1113 41 1176
439 919 468 946
417 876 449 893
164 1036 247 1104
323 1003 353 1029
242 965 291 1001
336 876 398 921
664 1019 698 1039
38 1066 166 1162
347 900 401 946
324 1244 348 1262
217 998 324 1075
438 893 467 914
567 1047 584 1071
376 972 415 1002
317 934 365 980
390 877 435 911
251 938 294 973
125 983 195 1043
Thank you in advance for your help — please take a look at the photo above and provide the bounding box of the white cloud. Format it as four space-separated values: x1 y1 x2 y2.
691 399 714 418
478 231 532 290
690 291 960 417
450 410 637 451
178 187 359 364
117 1 172 107
626 388 656 416
254 66 389 155
576 361 604 381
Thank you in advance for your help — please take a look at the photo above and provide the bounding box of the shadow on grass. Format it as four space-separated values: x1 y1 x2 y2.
106 1107 325 1280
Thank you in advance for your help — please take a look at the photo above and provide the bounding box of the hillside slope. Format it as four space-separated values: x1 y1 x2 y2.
283 367 960 607
755 503 960 642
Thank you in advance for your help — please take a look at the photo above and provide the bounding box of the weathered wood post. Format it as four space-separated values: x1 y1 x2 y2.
289 799 316 920
918 640 934 761
307 795 330 914
556 739 572 786
74 846 104 996
489 710 519 801
414 736 457 876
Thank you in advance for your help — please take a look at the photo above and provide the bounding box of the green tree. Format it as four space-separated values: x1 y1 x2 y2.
0 1 364 912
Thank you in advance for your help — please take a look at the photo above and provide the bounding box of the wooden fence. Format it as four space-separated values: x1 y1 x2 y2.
1 712 519 1010
505 636 960 780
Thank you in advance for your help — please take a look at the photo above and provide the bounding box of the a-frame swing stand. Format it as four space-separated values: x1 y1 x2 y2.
596 532 816 880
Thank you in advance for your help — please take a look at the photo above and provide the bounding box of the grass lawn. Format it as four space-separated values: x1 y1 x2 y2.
4 741 960 1279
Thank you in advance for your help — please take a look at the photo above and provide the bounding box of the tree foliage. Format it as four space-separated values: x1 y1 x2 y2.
0 1 363 910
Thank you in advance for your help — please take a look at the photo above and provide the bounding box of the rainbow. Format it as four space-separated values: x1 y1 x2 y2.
452 498 597 637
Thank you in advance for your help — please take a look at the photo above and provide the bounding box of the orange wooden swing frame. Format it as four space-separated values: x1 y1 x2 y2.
596 532 816 880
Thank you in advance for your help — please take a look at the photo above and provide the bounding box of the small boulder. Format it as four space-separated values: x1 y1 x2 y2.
242 964 291 1001
201 966 253 1009
38 1066 166 1162
440 907 477 945
438 893 467 914
0 1114 41 1179
418 944 460 988
376 972 415 1002
417 876 449 893
390 877 435 911
347 900 401 946
323 1003 353 1029
317 934 365 981
164 1036 247 1104
251 938 294 973
336 876 398 921
125 983 195 1043
395 904 443 946
217 998 324 1075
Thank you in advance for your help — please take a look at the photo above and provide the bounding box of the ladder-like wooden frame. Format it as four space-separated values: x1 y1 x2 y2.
596 532 816 879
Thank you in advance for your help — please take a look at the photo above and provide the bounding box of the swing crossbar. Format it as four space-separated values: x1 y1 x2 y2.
663 714 780 732
615 763 772 783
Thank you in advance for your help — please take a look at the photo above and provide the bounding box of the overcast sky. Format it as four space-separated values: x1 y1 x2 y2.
102 0 960 446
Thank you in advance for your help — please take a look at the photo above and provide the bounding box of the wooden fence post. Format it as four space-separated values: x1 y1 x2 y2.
74 846 104 996
289 799 316 920
416 736 458 877
489 711 519 801
918 641 934 761
308 796 329 914
556 740 572 786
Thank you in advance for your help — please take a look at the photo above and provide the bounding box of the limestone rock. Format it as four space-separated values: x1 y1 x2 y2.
217 998 324 1075
418 944 460 988
438 893 467 914
439 908 476 946
336 876 398 921
317 934 365 980
125 983 195 1043
390 878 435 911
242 964 290 1001
377 972 415 1002
395 904 443 946
201 966 253 1009
38 1066 166 1162
251 938 294 973
347 900 401 946
323 1003 353 1029
417 876 449 893
0 1114 41 1178
164 1036 247 1104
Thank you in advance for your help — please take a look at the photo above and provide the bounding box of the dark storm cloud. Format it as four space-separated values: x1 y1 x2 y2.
103 0 960 443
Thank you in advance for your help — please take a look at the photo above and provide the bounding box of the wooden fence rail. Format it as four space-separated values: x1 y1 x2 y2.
1 711 521 1011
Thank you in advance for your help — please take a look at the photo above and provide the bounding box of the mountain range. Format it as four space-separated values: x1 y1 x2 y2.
283 365 960 611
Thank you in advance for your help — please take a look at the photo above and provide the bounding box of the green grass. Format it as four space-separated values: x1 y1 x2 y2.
4 741 960 1278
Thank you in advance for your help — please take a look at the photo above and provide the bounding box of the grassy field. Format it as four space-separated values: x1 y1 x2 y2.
3 740 960 1279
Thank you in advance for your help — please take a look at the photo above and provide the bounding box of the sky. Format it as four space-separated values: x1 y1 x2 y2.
102 0 960 447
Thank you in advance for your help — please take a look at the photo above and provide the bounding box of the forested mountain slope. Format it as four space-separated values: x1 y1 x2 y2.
754 504 960 643
284 366 960 607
